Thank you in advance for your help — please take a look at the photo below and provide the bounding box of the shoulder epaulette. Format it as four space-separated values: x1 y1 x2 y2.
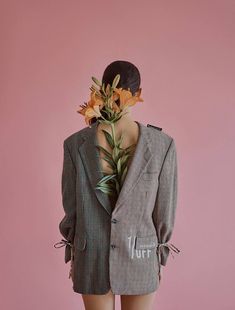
147 124 162 131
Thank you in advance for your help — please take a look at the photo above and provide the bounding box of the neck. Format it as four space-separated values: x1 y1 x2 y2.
97 108 137 133
114 110 135 129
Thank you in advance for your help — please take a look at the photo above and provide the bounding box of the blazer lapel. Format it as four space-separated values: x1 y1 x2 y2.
78 120 153 217
78 121 113 216
112 121 153 214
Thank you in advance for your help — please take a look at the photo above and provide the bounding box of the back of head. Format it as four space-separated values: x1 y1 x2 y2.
90 60 141 125
102 60 141 96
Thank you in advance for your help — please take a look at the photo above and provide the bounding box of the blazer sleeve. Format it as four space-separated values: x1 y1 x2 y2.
152 138 180 268
56 140 77 263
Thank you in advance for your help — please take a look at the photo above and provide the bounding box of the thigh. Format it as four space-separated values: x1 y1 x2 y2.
82 289 115 310
120 291 156 310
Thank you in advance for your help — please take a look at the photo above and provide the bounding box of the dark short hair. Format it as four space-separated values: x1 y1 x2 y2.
90 60 141 125
102 60 141 96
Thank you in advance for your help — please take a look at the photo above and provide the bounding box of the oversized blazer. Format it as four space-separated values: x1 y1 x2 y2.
53 120 180 295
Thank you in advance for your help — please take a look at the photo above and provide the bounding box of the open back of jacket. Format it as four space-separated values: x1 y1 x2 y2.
54 121 180 295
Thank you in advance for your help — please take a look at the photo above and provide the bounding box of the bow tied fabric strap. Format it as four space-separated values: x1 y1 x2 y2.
53 239 72 248
53 239 74 266
53 239 74 279
156 242 180 282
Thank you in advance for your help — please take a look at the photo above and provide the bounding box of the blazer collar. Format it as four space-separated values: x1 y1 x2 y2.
78 120 154 216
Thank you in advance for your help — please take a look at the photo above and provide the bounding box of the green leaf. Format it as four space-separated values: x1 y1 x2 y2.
90 85 101 94
112 146 120 163
102 129 114 148
114 177 120 194
116 157 122 175
120 154 129 167
96 173 116 185
112 74 120 89
116 135 124 148
121 166 128 185
103 156 116 170
95 173 117 196
102 83 106 94
124 143 136 154
105 106 115 114
95 185 113 195
96 145 113 160
91 76 102 87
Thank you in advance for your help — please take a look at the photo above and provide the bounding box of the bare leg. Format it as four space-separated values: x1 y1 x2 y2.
120 291 156 310
82 289 115 310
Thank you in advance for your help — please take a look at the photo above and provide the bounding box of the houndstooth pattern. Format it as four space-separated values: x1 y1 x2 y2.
53 120 180 295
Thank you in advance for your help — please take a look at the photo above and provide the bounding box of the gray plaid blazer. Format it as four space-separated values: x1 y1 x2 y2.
54 120 180 295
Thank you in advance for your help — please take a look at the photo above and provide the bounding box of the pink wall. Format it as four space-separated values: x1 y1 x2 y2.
1 0 235 309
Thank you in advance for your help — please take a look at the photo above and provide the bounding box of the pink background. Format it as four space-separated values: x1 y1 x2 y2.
1 0 235 309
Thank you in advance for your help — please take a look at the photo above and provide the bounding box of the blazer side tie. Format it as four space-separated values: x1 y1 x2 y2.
157 243 180 281
53 239 72 248
54 239 74 278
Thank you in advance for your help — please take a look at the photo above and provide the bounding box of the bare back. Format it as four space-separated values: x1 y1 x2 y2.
96 121 140 175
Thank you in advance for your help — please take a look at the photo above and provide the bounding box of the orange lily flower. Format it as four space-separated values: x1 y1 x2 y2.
113 87 144 111
77 91 104 125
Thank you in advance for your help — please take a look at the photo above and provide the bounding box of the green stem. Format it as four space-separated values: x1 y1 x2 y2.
99 114 107 121
110 122 119 162
110 122 116 146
